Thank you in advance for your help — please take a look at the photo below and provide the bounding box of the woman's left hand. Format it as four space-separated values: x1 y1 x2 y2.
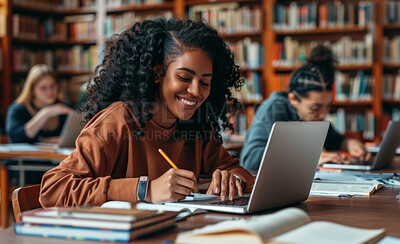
346 138 371 161
206 169 243 201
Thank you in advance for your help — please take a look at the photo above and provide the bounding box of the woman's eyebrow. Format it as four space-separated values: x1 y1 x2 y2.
176 67 212 77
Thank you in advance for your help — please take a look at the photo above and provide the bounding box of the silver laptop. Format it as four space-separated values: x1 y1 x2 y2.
162 121 330 214
322 121 400 170
36 112 85 148
58 111 86 148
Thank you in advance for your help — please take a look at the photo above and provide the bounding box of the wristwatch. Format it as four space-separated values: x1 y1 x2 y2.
137 176 149 202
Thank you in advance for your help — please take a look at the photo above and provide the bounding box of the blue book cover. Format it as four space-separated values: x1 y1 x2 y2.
14 217 176 243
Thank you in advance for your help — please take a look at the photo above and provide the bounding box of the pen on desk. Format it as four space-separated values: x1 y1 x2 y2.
158 148 200 195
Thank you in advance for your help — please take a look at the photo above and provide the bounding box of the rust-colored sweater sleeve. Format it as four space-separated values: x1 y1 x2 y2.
40 128 138 207
202 138 254 192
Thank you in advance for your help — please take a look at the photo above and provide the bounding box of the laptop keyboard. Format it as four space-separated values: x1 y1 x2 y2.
209 197 250 206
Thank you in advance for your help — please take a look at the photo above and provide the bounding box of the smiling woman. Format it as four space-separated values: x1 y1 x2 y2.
39 18 255 207
153 49 212 125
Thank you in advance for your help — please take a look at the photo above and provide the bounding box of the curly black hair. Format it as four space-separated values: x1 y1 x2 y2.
289 45 337 98
82 18 244 142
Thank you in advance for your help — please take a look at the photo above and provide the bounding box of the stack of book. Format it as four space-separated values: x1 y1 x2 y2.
14 206 177 242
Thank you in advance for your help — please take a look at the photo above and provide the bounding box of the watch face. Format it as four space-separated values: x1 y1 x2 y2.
139 176 149 181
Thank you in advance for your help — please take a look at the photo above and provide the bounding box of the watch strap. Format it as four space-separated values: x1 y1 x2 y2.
137 176 149 202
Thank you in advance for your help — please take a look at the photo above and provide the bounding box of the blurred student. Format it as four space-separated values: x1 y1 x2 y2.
6 64 73 144
240 45 369 170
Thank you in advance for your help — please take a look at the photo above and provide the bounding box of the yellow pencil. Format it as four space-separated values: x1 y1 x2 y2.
158 149 201 195
158 149 179 169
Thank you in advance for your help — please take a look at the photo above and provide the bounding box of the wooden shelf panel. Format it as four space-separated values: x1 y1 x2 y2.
13 38 96 45
274 26 370 36
333 101 373 106
383 64 400 69
273 64 373 72
13 70 92 76
239 101 262 106
106 2 174 13
12 4 97 15
219 32 262 39
383 23 400 30
186 0 259 6
240 67 263 72
383 100 400 105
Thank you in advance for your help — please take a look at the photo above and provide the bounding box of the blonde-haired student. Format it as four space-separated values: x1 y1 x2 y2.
6 64 73 144
39 18 254 207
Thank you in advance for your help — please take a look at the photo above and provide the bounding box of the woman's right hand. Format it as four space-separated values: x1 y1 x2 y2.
145 168 198 204
41 103 74 118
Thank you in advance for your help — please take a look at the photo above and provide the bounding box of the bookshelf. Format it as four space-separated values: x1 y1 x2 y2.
0 0 396 141
0 0 101 118
265 0 388 142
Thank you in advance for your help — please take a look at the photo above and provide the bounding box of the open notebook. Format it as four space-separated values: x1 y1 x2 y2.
174 207 385 244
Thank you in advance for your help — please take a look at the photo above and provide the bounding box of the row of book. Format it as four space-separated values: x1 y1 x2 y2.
383 0 400 24
60 76 90 106
15 206 177 242
326 108 375 140
231 105 256 136
270 72 375 104
382 35 400 64
335 71 373 102
188 3 263 35
12 14 96 41
381 111 400 136
388 108 400 122
273 34 373 67
383 74 400 101
233 71 263 103
106 0 165 7
105 11 173 36
12 0 91 10
228 38 263 70
273 1 374 31
13 45 98 72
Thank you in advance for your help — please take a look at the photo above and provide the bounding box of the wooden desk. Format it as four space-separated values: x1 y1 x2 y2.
0 151 68 229
0 185 399 243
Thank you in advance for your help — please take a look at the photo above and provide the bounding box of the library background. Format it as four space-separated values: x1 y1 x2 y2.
0 0 398 143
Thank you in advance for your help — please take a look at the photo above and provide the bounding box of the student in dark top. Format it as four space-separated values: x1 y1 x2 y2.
6 64 73 143
240 45 370 170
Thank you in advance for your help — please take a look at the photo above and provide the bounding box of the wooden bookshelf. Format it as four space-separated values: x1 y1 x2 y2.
266 0 386 141
0 0 99 113
0 0 395 141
